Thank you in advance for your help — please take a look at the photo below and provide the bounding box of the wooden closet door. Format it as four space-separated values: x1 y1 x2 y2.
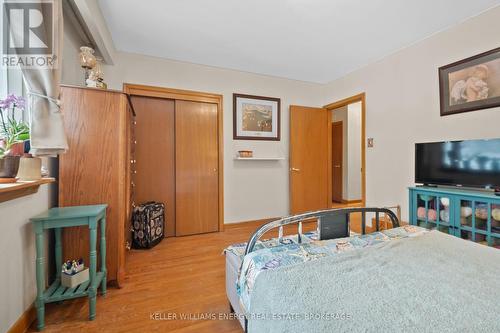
131 96 176 237
175 100 219 236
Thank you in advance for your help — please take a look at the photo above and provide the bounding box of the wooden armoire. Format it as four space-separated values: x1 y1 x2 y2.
59 85 134 286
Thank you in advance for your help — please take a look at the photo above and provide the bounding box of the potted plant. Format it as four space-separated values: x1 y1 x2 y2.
0 94 29 181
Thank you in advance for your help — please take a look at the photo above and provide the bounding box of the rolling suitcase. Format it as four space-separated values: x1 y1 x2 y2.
131 202 165 249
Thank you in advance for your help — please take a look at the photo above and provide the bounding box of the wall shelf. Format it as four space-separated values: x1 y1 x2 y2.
234 157 286 161
0 178 55 204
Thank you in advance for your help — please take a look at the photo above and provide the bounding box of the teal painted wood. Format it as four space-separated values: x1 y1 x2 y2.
54 228 62 281
100 217 107 296
43 272 104 303
89 219 97 321
487 204 492 246
409 187 500 248
30 204 107 221
34 228 45 331
408 186 500 201
30 205 107 331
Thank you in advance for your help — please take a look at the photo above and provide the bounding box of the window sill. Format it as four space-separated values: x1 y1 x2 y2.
0 178 55 204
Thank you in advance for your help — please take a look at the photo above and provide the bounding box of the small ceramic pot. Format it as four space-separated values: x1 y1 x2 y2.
0 155 21 178
9 142 25 156
16 156 42 181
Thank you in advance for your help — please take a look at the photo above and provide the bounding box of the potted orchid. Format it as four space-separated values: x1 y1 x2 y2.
0 94 29 180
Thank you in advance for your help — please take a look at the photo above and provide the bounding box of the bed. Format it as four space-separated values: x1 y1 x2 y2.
224 207 500 333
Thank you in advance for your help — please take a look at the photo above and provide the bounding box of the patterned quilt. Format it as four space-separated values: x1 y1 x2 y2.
225 225 429 312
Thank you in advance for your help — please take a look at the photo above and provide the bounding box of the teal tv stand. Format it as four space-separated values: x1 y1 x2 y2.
409 186 500 248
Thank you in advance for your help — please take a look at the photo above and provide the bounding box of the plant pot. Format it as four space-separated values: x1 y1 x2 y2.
0 155 21 178
16 156 42 181
16 156 42 180
9 142 25 156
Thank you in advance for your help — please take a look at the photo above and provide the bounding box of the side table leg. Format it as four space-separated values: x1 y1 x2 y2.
100 217 107 296
35 228 45 331
54 228 62 281
89 222 97 321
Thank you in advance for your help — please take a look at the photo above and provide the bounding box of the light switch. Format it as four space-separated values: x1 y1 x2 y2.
367 138 374 148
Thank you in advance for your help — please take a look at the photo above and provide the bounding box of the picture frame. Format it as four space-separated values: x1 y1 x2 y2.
439 47 500 116
233 93 281 141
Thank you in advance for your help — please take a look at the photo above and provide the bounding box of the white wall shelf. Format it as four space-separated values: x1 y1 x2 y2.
234 157 286 161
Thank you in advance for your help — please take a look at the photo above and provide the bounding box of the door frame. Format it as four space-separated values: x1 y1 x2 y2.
123 83 225 232
323 93 366 206
331 120 343 203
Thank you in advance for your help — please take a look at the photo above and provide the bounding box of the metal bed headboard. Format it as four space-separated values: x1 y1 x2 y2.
244 207 399 256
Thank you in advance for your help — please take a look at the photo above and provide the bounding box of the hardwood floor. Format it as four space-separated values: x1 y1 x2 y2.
28 220 316 333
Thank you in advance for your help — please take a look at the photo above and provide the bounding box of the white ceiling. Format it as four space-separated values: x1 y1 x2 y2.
97 0 500 83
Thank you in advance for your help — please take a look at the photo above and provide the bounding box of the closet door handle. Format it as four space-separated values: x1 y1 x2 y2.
290 168 300 172
213 168 218 172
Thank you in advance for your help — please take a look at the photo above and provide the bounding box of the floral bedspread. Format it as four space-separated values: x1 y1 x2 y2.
225 225 428 312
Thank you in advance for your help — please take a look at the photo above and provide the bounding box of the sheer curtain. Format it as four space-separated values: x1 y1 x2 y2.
13 0 68 156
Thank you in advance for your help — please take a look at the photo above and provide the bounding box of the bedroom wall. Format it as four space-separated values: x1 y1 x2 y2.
62 4 500 224
321 5 500 220
100 53 324 223
61 15 85 86
0 187 54 332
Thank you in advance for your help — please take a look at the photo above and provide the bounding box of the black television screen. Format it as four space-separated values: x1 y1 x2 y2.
415 139 500 188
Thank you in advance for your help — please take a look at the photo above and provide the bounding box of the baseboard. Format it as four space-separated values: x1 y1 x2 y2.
224 217 278 226
7 304 36 333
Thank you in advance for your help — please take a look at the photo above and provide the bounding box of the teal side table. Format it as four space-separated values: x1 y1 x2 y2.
30 204 108 331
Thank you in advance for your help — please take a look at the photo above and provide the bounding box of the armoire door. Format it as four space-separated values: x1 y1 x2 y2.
289 105 329 214
131 95 176 237
175 100 219 236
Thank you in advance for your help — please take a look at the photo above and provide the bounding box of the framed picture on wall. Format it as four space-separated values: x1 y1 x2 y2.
233 93 281 141
439 47 500 116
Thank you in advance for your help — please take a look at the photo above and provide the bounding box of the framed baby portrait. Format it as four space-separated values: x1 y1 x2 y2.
439 47 500 116
233 93 281 140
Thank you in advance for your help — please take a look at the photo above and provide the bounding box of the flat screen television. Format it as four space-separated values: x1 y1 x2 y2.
415 138 500 189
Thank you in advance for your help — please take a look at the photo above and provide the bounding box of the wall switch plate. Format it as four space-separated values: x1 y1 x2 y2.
367 138 374 148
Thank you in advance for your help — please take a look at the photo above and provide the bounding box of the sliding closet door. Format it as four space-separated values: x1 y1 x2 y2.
132 96 176 237
175 100 219 236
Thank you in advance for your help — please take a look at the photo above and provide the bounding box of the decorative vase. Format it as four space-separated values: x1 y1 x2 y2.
79 46 97 69
440 209 450 223
461 206 472 218
440 197 450 207
0 155 21 179
79 46 97 85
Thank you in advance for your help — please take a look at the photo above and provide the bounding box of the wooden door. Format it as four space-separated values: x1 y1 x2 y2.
289 106 329 214
332 121 343 203
175 100 219 236
131 96 176 237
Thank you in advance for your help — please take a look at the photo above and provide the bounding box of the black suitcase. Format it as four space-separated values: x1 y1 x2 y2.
131 202 165 249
